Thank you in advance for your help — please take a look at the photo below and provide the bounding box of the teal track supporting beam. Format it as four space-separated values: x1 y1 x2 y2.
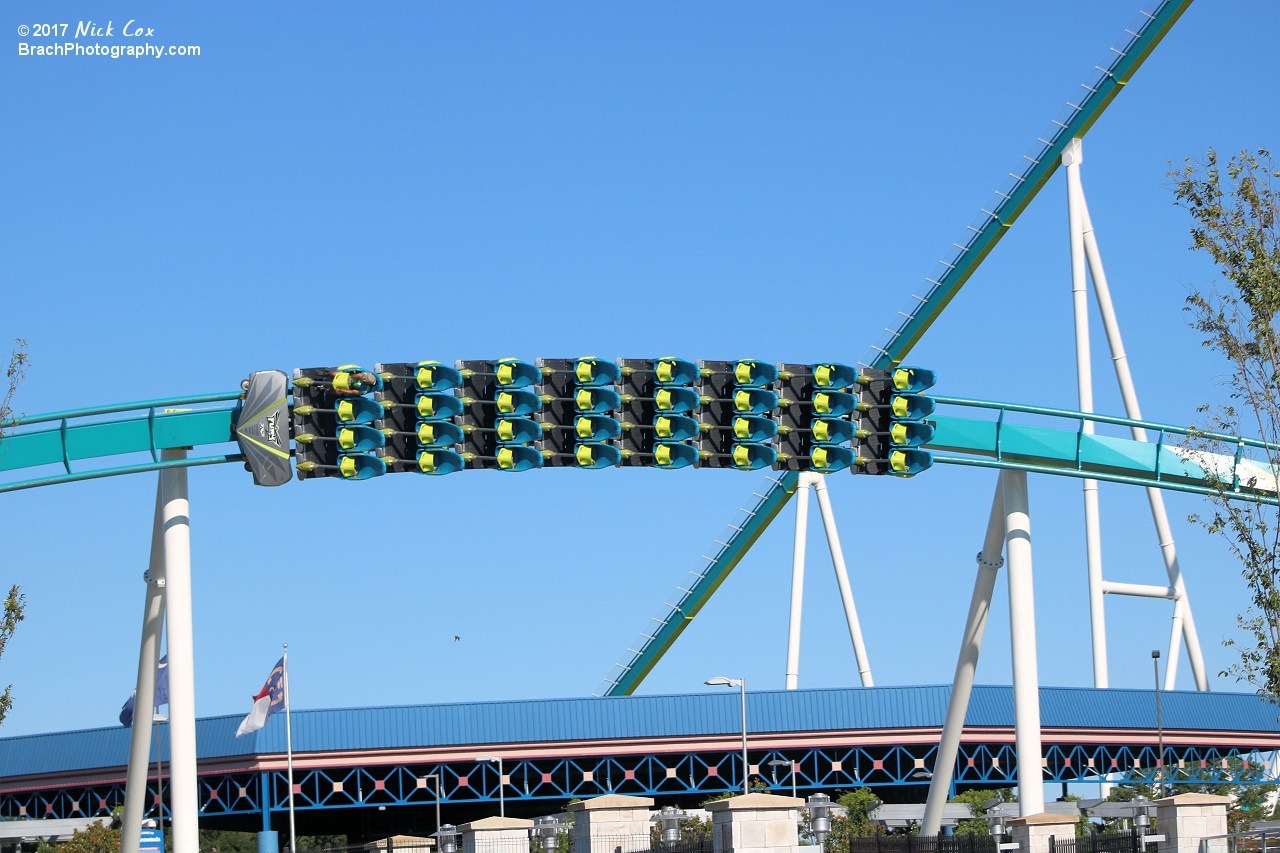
603 470 800 696
930 454 1275 505
869 0 1193 371
0 453 245 495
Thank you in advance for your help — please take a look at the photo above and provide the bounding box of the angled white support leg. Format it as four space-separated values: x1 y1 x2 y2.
1078 181 1209 691
811 474 873 686
122 485 167 853
1063 138 1109 689
1003 470 1044 816
921 478 1005 836
784 475 812 690
161 449 199 853
1166 596 1185 690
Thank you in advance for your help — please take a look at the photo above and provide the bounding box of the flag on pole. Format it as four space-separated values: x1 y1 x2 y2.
119 655 168 727
236 657 285 738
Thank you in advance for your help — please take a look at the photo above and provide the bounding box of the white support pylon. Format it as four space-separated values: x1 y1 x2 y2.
160 449 199 853
121 485 167 853
1063 138 1109 689
811 474 873 686
921 478 1005 836
783 472 873 689
1003 469 1045 816
784 478 810 690
1071 139 1209 691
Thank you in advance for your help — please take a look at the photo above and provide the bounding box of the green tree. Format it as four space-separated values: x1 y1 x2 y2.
826 788 880 849
1109 756 1278 833
39 819 121 853
947 788 1016 836
0 340 30 727
1171 149 1280 698
0 339 30 433
198 829 261 853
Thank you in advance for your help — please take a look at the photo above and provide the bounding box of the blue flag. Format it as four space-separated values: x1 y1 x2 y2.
236 657 285 737
119 655 168 727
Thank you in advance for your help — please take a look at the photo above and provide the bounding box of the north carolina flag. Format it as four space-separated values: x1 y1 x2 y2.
235 657 285 738
119 656 168 727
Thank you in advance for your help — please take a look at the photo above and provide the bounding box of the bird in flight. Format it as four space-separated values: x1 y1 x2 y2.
453 636 461 642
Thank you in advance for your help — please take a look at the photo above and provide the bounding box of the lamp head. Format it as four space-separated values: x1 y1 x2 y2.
1152 650 1160 659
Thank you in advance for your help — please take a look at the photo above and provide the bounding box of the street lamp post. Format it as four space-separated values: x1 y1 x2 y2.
426 773 441 835
476 755 504 817
1152 650 1164 796
706 677 749 795
767 759 796 798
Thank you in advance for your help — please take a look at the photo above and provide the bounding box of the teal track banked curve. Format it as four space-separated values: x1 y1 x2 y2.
601 0 1194 695
0 394 243 494
1 386 1269 702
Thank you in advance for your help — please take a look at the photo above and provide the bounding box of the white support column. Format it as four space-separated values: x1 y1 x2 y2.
121 485 167 853
811 474 874 686
160 449 199 853
1003 470 1044 817
921 478 1005 837
784 476 811 690
1063 138 1109 690
1078 186 1209 692
1166 596 1185 691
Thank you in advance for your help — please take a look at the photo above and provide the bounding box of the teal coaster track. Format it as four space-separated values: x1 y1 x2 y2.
0 0 1234 701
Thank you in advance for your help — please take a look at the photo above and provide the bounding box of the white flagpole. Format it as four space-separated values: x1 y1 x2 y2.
283 644 296 853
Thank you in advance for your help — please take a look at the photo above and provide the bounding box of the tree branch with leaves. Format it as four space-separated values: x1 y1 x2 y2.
1172 149 1280 698
0 339 30 725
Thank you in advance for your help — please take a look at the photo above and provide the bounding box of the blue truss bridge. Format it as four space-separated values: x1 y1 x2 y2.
1 686 1276 837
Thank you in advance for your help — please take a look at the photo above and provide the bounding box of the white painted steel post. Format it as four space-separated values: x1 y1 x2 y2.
785 475 812 690
1166 597 1185 690
1064 138 1109 690
1003 470 1045 817
1078 190 1209 691
921 479 1005 836
122 485 167 853
811 474 874 686
160 448 199 853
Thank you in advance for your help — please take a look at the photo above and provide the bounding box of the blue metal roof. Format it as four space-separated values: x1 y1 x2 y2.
1 685 1275 781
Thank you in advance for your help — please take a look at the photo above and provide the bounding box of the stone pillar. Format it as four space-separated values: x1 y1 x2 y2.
705 793 804 853
459 817 533 853
1156 793 1230 853
569 795 655 853
1007 813 1080 853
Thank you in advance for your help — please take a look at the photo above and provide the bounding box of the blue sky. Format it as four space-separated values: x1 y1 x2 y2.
2 1 1279 739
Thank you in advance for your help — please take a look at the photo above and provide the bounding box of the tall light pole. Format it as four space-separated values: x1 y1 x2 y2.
1152 650 1164 796
706 677 749 795
426 773 441 835
476 756 504 816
